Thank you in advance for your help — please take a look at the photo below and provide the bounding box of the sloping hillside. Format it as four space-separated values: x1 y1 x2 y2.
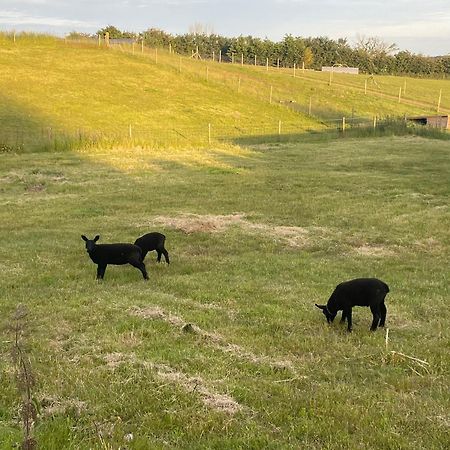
1 33 448 152
0 34 321 150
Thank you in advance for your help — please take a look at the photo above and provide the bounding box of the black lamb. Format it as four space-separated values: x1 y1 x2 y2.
134 232 170 264
81 235 148 280
315 278 389 332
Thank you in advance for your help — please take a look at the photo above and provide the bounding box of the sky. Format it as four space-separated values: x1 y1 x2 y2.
1 0 449 56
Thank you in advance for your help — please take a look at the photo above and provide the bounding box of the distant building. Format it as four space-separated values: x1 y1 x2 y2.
322 66 359 75
407 115 450 129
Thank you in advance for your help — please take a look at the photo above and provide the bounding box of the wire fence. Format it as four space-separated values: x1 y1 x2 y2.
1 116 417 154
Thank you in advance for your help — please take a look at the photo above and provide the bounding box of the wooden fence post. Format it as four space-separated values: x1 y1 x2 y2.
212 51 215 61
364 79 367 95
293 63 296 78
254 55 257 66
398 86 402 103
437 89 442 112
219 50 222 63
278 120 282 135
373 116 377 129
13 31 16 43
266 58 269 71
141 40 144 53
342 117 346 132
155 48 158 64
241 53 244 66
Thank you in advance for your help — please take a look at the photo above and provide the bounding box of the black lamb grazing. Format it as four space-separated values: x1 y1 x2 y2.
81 235 148 280
315 278 389 332
134 232 170 264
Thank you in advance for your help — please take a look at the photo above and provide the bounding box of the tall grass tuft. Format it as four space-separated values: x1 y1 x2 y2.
10 305 37 450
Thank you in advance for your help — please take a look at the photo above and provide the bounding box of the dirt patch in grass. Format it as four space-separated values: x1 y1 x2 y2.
25 183 46 193
154 366 243 415
150 213 330 249
40 396 88 418
153 213 246 234
353 244 397 257
413 237 443 254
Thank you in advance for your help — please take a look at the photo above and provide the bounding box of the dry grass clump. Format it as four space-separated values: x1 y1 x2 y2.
130 306 295 372
151 213 330 249
103 352 243 414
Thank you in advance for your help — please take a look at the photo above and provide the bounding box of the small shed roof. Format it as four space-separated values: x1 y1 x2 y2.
407 115 449 129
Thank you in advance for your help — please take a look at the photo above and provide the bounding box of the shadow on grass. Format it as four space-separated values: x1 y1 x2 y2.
226 119 450 147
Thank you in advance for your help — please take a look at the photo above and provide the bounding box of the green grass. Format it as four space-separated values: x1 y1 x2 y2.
0 33 320 151
0 136 449 449
1 33 449 153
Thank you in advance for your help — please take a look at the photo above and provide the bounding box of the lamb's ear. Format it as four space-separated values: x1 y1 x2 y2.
81 235 88 241
315 304 326 310
94 235 100 242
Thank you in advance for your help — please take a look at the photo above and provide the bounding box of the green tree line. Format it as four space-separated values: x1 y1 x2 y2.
67 26 450 77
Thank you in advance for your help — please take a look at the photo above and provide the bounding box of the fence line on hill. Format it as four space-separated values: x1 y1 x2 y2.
0 116 418 153
62 38 449 115
4 34 448 114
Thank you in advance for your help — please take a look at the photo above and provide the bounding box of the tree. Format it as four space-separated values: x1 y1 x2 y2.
141 28 172 48
354 35 398 57
97 25 136 39
303 47 314 68
281 35 305 67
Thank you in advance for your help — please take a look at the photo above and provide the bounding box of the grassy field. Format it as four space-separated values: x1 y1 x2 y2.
0 135 449 449
1 33 449 153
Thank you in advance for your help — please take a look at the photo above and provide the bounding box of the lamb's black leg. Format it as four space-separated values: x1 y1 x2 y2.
130 259 149 280
340 311 347 323
162 249 170 264
97 264 107 280
370 305 381 331
141 250 148 261
379 303 387 327
139 262 149 280
156 250 162 263
345 308 352 332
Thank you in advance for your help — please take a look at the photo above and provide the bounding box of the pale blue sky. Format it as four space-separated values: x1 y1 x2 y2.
1 0 449 55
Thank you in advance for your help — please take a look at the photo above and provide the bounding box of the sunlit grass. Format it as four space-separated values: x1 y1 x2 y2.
0 136 449 448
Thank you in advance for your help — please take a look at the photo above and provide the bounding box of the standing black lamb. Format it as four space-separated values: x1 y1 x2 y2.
81 235 148 280
134 232 170 264
315 278 389 332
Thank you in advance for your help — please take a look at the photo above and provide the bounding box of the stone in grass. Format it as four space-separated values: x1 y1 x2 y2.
182 323 195 333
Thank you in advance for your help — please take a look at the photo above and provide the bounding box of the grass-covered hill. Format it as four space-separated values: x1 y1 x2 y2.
0 33 320 150
1 32 449 151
